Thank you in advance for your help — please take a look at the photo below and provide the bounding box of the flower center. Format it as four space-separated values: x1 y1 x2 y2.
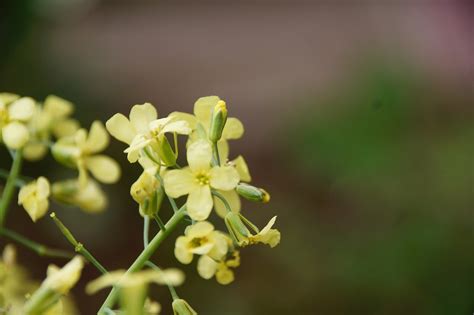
190 237 208 248
194 171 210 186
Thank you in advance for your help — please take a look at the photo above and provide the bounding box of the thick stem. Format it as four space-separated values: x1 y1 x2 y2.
0 149 23 227
98 206 187 314
0 228 73 259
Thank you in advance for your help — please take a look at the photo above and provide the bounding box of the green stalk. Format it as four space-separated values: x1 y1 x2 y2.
50 212 108 275
0 228 73 259
0 149 23 227
98 206 187 314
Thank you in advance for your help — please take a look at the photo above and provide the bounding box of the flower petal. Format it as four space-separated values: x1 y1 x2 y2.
186 185 213 221
216 265 234 285
175 236 193 264
44 95 74 118
130 103 157 134
260 216 277 235
194 96 219 123
222 117 244 140
217 140 229 163
86 121 109 153
8 97 35 121
187 221 214 238
169 112 197 130
210 166 240 191
85 155 121 184
106 113 136 144
233 155 251 182
161 120 191 135
163 168 195 198
187 140 212 172
2 122 30 149
197 255 218 280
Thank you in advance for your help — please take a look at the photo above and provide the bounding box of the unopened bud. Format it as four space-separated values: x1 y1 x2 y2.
236 183 270 203
172 298 197 315
224 212 251 247
209 100 228 143
156 136 177 166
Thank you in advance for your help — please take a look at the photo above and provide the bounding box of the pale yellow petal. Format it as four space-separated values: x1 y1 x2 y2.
186 185 213 221
233 155 251 182
23 142 48 161
194 96 219 123
169 112 198 130
106 113 136 144
217 140 229 163
85 155 121 184
187 221 214 238
2 122 29 149
189 243 214 255
207 232 228 260
163 168 195 198
86 270 126 294
187 139 212 172
44 95 74 118
52 119 80 138
214 189 241 218
260 216 277 234
210 166 240 191
8 97 35 121
37 177 51 199
222 117 244 140
161 120 191 135
130 103 157 134
86 121 109 153
197 255 218 279
215 265 234 285
175 236 193 264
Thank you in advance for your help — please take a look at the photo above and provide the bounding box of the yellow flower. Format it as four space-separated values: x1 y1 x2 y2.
0 96 35 149
22 95 79 161
18 177 50 222
172 299 197 315
197 250 240 285
106 103 191 164
86 268 184 294
174 221 228 264
51 179 108 213
43 256 84 294
87 268 183 315
52 121 120 186
225 213 281 248
164 139 240 221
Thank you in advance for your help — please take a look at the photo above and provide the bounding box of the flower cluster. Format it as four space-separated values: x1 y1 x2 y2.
107 96 281 287
0 93 281 314
0 93 120 222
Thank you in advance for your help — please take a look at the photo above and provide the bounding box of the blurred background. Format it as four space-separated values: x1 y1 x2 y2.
1 0 473 314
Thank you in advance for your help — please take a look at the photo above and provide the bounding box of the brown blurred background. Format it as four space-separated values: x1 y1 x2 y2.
1 1 473 314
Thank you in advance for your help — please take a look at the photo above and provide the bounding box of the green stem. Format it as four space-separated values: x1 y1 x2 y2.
155 174 179 212
154 214 167 231
145 261 179 300
0 168 31 186
213 142 221 166
50 212 108 275
0 149 23 227
143 215 150 247
211 190 233 212
0 228 73 259
98 206 187 314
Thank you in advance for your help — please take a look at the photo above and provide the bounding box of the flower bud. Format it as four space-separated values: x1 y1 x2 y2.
224 212 251 246
52 179 107 213
172 299 197 315
209 100 228 143
156 136 177 166
236 183 270 203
